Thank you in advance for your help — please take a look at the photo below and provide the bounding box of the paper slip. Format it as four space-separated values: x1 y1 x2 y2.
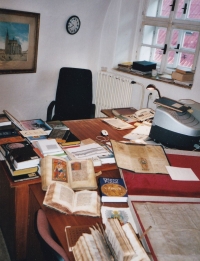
123 125 151 140
20 128 48 137
166 166 199 181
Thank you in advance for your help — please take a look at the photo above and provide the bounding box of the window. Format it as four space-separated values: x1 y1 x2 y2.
138 0 200 74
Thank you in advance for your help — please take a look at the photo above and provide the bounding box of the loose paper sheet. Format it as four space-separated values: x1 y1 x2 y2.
133 202 200 261
166 166 199 181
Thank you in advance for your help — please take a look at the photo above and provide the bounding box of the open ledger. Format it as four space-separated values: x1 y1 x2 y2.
43 182 100 217
40 156 97 191
111 140 169 174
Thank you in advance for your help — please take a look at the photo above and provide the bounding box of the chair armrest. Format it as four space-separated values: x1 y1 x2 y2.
47 101 56 121
90 104 96 118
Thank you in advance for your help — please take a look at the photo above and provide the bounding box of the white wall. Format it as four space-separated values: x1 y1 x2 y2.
0 0 200 121
0 0 110 120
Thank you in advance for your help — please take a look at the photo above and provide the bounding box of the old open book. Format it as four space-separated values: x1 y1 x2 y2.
40 155 97 191
68 219 150 261
43 182 100 217
111 140 169 174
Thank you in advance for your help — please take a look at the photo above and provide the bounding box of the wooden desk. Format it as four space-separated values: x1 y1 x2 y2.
0 161 41 261
27 169 127 261
0 118 131 261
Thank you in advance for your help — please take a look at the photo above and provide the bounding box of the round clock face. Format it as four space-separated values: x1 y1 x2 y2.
66 16 81 35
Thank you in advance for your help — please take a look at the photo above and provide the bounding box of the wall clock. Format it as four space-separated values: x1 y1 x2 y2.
66 15 81 35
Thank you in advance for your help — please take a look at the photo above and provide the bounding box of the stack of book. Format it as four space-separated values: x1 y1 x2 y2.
4 143 40 182
0 114 12 126
117 62 132 72
0 123 19 139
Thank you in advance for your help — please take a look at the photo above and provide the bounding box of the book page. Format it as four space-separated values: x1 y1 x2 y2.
68 160 97 190
73 190 99 216
41 156 69 191
133 202 200 261
43 182 74 214
111 140 169 174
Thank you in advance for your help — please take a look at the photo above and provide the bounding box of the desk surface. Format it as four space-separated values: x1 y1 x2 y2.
27 118 200 261
27 118 131 261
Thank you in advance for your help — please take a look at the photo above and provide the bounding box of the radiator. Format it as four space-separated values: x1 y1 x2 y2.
95 71 135 117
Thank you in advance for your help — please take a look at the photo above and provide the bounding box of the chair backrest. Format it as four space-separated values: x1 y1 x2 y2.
54 67 93 120
36 209 69 261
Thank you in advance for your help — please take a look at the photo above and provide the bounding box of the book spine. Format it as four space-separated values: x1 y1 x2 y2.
0 130 19 138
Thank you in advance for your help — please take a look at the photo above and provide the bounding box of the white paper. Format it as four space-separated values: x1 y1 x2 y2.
65 143 110 160
123 125 151 141
166 166 199 181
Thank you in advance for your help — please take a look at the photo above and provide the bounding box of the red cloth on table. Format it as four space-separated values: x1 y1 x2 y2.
123 153 200 197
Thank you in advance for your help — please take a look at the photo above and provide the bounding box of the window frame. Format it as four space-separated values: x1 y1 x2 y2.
137 0 200 74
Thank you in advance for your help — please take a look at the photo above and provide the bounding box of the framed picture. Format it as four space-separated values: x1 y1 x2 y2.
0 8 40 74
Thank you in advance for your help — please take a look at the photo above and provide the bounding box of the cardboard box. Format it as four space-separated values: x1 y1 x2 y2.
172 71 194 82
132 61 156 72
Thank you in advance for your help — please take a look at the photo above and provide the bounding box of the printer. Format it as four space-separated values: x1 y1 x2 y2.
179 99 200 121
149 106 200 150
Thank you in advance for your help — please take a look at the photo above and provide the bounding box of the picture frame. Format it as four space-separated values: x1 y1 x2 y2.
0 8 40 74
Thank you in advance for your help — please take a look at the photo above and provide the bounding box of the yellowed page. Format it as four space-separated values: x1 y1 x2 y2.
68 159 97 190
73 190 100 216
41 155 69 191
111 140 169 174
43 182 74 214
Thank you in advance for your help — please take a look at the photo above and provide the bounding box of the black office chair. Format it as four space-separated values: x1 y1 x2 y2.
36 209 69 261
47 67 95 121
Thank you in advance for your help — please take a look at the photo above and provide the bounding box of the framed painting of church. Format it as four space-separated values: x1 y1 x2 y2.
0 9 40 74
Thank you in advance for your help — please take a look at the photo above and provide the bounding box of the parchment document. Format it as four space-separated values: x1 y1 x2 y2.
133 202 200 261
111 140 169 174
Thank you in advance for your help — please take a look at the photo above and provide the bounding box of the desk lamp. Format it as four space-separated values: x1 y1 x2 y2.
146 84 161 107
146 84 161 98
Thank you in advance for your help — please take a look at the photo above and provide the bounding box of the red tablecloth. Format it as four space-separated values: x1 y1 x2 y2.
123 153 200 197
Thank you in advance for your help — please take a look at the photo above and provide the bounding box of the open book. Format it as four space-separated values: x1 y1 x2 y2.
111 140 169 174
40 155 97 191
43 182 100 217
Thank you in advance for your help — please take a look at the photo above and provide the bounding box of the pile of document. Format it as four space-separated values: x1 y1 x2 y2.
64 141 115 166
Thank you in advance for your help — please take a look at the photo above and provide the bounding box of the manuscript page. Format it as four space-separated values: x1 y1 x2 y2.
133 202 200 261
111 140 169 174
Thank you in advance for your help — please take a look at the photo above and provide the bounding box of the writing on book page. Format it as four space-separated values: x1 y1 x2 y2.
53 183 74 210
74 191 97 213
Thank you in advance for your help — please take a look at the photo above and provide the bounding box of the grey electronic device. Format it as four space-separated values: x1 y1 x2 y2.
179 99 200 121
149 106 200 150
